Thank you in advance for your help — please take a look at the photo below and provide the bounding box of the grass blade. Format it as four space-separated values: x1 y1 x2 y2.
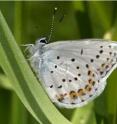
0 10 71 124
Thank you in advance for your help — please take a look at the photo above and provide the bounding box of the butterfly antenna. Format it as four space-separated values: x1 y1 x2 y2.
48 7 58 42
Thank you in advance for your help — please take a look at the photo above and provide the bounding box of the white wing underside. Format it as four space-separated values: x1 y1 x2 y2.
30 39 117 108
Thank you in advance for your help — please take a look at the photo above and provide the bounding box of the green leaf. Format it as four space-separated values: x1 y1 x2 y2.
0 10 71 124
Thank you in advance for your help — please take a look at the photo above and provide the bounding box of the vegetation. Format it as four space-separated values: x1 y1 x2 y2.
0 1 117 124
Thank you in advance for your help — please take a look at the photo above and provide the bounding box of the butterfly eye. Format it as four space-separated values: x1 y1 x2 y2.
39 38 48 44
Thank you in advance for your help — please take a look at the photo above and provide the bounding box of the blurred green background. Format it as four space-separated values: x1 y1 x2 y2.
0 1 117 124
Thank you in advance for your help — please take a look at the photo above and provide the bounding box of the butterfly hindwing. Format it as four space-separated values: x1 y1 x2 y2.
30 39 117 108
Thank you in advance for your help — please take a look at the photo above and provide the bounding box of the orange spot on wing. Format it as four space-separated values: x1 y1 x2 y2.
56 94 64 102
69 91 78 99
77 89 86 96
85 85 92 92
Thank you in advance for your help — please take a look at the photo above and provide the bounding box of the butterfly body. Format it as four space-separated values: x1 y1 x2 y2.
28 38 117 108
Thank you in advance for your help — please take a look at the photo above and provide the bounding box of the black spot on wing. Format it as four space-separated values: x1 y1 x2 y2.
96 55 100 59
80 49 83 55
57 85 62 88
55 65 57 68
50 71 53 73
71 58 75 62
62 79 66 82
50 85 53 88
76 66 80 69
99 50 103 54
57 56 60 59
90 59 94 63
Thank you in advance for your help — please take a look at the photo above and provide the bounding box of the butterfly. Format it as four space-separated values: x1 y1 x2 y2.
27 38 117 108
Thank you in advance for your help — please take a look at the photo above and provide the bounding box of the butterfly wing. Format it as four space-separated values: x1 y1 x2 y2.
34 39 117 108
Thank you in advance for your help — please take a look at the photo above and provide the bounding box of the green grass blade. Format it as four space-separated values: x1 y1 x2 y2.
0 74 12 90
14 1 22 43
0 89 11 124
0 10 71 124
10 93 28 124
71 103 96 124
